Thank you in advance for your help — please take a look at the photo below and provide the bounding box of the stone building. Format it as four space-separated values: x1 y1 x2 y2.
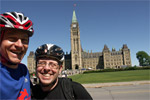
64 10 132 70
27 51 35 74
27 10 132 73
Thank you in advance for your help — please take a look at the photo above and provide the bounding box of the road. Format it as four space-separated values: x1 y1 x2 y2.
86 84 150 100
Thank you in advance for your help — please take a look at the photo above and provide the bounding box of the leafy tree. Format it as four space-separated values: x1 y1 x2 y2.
136 51 150 66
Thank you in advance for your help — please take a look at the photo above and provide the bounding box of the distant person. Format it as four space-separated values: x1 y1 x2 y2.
0 12 34 99
31 44 93 100
62 73 67 78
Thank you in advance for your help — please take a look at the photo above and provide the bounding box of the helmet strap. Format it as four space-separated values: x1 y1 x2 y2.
0 30 5 45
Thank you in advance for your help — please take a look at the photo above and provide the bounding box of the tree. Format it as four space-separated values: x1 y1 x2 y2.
136 51 150 66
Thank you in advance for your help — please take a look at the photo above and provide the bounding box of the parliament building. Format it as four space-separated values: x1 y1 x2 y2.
28 10 132 73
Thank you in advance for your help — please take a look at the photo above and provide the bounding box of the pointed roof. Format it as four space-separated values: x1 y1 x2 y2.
122 44 128 49
103 45 109 50
28 51 34 57
72 10 77 23
103 44 110 52
112 47 116 51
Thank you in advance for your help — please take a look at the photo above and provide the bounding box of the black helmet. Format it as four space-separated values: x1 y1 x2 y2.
35 44 64 63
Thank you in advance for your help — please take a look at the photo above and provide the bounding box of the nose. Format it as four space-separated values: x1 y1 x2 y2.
43 64 56 73
15 39 23 48
43 65 51 73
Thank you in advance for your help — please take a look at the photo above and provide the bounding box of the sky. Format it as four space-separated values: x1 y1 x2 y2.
1 0 149 66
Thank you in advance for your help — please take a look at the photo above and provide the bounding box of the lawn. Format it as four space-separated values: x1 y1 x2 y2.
68 69 150 84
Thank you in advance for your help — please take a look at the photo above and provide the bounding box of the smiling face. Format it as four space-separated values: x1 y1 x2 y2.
0 29 29 68
36 58 62 86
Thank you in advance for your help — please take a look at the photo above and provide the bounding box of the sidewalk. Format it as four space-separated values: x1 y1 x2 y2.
82 80 150 88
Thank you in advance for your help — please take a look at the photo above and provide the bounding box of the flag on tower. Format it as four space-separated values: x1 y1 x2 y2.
74 3 76 7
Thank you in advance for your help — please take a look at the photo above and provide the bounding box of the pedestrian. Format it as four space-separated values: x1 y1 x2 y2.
31 43 93 100
0 12 34 100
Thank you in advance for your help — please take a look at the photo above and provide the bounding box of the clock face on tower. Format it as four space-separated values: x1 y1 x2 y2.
73 24 77 28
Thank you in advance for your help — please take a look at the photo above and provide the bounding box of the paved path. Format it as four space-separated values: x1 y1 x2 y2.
82 80 150 88
86 84 150 100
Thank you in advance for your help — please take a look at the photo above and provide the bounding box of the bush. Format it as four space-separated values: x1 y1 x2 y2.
124 66 137 70
83 66 150 74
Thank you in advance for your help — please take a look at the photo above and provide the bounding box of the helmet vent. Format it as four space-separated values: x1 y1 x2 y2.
7 18 16 25
19 15 22 22
11 12 17 18
25 22 30 27
24 17 27 20
3 14 8 16
1 16 7 21
0 20 6 25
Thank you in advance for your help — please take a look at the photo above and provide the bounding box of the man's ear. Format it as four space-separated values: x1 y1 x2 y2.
59 65 63 73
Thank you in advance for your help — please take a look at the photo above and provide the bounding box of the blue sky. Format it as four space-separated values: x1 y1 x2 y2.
1 0 149 66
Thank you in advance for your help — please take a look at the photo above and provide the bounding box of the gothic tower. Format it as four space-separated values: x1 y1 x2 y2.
27 51 35 74
70 10 82 69
122 44 132 66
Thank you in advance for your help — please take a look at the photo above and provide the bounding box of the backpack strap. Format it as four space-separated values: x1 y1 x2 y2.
59 78 75 100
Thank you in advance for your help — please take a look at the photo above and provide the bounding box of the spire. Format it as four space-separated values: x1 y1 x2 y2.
122 44 128 49
72 10 77 23
103 44 110 52
29 51 34 57
103 45 109 51
112 46 116 51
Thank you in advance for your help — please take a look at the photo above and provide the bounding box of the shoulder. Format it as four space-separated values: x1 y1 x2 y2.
59 78 83 88
59 77 74 87
31 84 41 94
31 84 42 99
18 63 29 76
71 81 85 90
58 78 72 87
18 63 28 71
71 80 93 99
58 78 92 99
32 84 41 91
59 77 72 82
58 78 75 99
19 63 27 68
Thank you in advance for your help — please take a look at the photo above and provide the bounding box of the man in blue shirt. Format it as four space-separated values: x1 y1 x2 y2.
0 12 34 100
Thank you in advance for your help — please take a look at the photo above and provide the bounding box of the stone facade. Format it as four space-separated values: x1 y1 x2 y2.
27 10 132 73
27 51 35 74
64 10 132 70
64 44 132 70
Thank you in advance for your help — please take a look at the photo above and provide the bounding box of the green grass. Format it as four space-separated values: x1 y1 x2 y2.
68 69 150 84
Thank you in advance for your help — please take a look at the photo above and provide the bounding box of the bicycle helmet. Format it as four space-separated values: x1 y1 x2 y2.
0 12 34 37
35 44 64 63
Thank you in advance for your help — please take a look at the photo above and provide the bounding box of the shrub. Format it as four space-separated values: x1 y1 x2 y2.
83 66 150 74
124 66 136 70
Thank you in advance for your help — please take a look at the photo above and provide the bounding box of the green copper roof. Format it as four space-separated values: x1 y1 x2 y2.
72 10 77 23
